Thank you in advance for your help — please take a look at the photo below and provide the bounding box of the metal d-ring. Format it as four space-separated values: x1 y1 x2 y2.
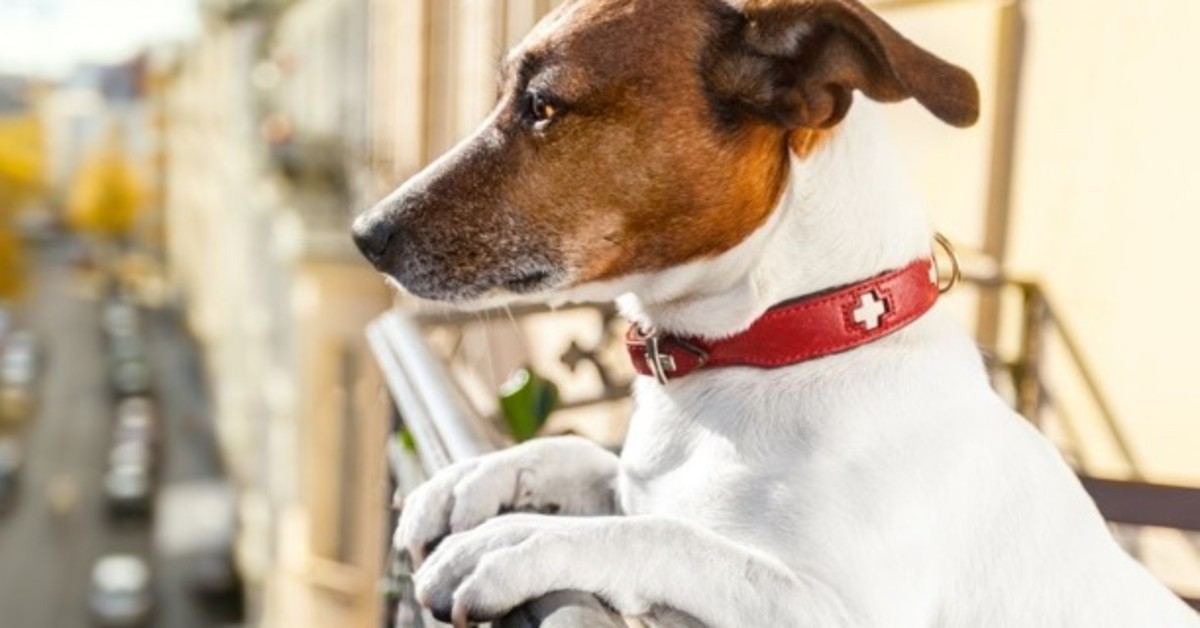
933 232 962 295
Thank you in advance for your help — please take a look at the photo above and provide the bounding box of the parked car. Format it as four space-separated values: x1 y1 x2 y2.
108 331 151 399
111 360 152 398
189 550 241 597
113 397 158 446
103 465 153 518
109 441 154 473
89 555 154 627
116 396 154 422
156 482 240 598
0 331 38 423
101 301 140 341
0 439 21 514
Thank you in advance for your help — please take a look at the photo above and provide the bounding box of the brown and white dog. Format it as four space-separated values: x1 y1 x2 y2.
352 0 1200 626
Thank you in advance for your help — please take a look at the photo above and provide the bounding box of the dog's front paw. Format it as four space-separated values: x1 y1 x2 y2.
396 436 619 564
414 515 625 626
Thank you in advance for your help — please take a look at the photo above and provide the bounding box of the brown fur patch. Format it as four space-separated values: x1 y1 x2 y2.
354 0 975 302
788 128 835 160
492 0 798 284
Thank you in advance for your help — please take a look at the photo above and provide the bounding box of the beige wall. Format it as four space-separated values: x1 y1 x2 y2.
868 0 1200 484
1004 1 1200 483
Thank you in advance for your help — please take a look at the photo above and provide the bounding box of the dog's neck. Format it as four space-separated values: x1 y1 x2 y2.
615 102 933 339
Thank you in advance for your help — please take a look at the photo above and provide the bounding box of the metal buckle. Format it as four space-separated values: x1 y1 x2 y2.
644 333 678 385
638 328 708 385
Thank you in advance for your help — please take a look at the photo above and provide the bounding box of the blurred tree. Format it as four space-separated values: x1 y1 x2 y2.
0 112 45 301
66 125 144 239
0 229 22 300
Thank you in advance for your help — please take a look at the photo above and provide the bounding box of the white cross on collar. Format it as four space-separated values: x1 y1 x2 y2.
852 292 888 331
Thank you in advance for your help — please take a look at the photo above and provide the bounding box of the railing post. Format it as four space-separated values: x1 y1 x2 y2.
1014 283 1046 424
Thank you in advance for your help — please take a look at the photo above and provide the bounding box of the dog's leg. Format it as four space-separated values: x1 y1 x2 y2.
414 514 852 628
395 436 619 563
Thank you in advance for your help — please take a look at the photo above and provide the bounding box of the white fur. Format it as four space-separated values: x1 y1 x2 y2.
398 102 1200 627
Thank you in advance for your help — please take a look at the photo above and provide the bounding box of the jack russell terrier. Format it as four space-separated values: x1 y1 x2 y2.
352 0 1200 625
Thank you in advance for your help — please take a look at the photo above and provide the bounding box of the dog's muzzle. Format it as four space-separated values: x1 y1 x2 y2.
351 201 565 302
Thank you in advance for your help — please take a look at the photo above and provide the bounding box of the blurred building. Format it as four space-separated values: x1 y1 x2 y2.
157 0 1200 625
160 2 587 623
162 0 391 625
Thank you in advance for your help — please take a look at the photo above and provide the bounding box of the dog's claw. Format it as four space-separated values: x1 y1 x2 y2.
450 594 507 628
451 603 470 628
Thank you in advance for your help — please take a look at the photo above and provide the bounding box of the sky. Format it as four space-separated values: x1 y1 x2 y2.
0 0 199 77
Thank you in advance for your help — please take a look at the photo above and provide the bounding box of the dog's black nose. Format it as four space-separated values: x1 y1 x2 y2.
351 211 394 266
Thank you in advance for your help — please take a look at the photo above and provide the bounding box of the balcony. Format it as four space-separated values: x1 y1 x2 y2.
368 267 1200 625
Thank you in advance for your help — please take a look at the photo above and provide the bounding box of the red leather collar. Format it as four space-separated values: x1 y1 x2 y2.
625 259 939 383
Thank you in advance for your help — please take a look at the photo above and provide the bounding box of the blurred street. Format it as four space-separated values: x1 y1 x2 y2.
0 239 232 627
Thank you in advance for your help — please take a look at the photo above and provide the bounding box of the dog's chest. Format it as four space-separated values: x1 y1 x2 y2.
619 435 766 521
615 388 810 541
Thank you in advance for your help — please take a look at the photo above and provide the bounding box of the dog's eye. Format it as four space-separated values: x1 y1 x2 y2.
525 91 558 127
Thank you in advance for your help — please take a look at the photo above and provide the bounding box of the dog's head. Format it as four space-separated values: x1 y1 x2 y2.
353 0 978 303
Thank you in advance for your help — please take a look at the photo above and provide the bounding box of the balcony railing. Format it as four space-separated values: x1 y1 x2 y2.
964 269 1200 611
368 310 626 627
369 269 1200 623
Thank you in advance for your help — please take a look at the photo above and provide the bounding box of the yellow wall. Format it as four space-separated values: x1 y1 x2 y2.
1007 0 1200 483
869 0 1199 484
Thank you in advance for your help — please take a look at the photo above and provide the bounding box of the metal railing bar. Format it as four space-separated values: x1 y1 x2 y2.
960 272 1143 480
369 309 626 628
1036 384 1091 474
377 311 505 461
1079 478 1200 531
367 322 453 472
1013 282 1046 421
1037 290 1144 481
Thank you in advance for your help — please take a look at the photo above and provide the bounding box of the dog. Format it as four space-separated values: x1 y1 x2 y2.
352 0 1200 626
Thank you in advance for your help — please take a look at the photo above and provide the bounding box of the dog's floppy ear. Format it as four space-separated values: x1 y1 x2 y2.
708 0 980 129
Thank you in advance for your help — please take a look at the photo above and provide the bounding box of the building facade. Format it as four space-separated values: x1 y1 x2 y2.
161 0 1200 624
